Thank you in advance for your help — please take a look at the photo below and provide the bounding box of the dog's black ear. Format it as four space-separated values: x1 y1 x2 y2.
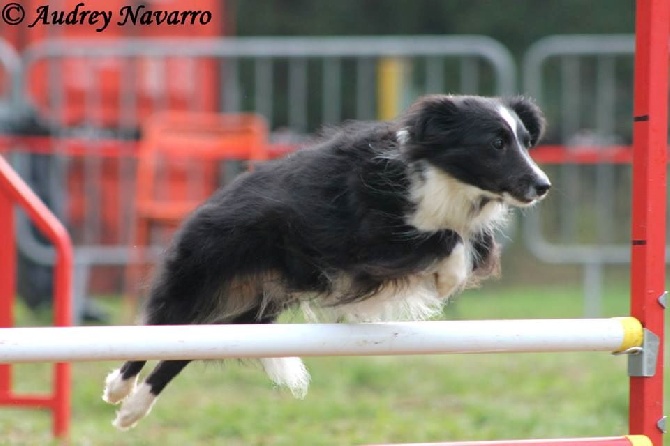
504 96 546 146
401 95 460 144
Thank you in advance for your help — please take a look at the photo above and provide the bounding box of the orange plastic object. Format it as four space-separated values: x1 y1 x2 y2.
125 112 269 314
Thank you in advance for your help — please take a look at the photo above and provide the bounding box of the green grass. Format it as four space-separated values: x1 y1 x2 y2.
0 282 666 445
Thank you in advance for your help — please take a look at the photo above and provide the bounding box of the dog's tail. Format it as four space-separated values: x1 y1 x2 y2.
261 357 311 399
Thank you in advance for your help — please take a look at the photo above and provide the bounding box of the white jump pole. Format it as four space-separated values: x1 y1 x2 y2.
0 318 642 363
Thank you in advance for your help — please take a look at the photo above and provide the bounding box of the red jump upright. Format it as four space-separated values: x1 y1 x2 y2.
0 155 73 437
629 0 669 445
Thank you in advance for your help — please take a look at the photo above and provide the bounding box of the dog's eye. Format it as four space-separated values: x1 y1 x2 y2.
491 138 505 150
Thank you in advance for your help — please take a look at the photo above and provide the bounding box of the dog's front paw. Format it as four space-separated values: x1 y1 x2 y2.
112 383 156 430
434 242 469 298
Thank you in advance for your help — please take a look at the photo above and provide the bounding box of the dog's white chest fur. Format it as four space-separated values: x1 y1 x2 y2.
407 163 509 301
313 243 470 323
408 165 508 235
324 164 508 323
304 166 508 324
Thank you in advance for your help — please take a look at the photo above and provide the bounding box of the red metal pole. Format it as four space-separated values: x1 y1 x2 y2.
0 185 15 401
630 0 669 444
53 227 72 437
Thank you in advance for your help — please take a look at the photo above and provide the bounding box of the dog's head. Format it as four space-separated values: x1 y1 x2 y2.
398 95 551 207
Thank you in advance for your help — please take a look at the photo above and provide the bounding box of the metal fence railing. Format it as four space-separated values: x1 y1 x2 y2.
21 36 517 131
522 34 669 316
0 39 20 105
6 36 517 322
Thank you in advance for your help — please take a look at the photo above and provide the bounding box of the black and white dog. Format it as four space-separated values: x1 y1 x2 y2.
103 94 551 429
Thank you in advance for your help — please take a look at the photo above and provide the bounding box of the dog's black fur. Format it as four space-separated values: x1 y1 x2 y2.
103 94 551 429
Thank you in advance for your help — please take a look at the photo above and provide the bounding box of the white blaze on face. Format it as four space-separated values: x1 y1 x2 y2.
496 105 550 195
497 105 519 142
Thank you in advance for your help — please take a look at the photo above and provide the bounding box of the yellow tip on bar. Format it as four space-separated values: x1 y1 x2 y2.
615 317 644 352
625 434 653 446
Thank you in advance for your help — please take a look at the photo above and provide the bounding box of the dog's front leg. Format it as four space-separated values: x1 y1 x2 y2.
434 242 469 299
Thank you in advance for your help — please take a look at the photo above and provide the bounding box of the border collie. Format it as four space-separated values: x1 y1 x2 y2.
102 94 551 429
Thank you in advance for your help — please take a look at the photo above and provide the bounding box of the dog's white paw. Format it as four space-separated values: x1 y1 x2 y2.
435 242 469 298
102 369 136 405
112 383 156 431
261 357 311 399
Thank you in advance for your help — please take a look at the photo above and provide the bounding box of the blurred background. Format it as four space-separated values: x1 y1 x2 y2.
0 1 666 444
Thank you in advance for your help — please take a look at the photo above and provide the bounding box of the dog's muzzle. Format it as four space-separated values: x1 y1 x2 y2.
503 173 552 206
525 177 552 201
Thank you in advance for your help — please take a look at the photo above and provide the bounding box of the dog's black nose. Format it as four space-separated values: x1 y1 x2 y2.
534 180 552 197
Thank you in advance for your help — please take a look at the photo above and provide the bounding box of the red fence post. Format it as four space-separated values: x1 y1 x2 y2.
0 180 15 400
630 0 669 444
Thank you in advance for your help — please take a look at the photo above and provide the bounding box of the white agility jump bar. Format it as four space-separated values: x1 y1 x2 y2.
0 318 642 363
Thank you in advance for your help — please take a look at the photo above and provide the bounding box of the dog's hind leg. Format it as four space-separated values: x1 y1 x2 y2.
113 360 190 430
102 360 147 404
